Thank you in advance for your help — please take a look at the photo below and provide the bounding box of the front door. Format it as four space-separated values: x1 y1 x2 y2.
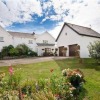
44 48 51 56
69 44 80 57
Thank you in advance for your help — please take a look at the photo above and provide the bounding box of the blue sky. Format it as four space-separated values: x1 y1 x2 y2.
0 0 100 38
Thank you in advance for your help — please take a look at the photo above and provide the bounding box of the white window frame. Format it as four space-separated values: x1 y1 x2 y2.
0 37 4 42
29 40 33 44
43 40 48 44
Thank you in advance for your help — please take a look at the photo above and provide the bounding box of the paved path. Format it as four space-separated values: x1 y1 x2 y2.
0 57 69 67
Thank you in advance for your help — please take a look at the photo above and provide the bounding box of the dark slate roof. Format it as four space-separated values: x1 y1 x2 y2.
37 43 55 46
8 31 36 39
56 23 100 41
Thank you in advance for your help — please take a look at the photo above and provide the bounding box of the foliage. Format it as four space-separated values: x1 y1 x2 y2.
1 46 9 57
9 48 19 56
0 44 37 58
88 41 100 63
16 44 29 55
28 50 37 56
7 72 21 90
0 65 85 100
1 45 14 57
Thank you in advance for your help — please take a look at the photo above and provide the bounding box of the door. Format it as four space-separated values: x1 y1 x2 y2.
43 48 51 56
69 44 80 57
59 46 66 56
59 46 64 56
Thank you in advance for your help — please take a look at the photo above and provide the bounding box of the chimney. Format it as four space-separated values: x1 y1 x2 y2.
89 25 92 28
32 32 35 35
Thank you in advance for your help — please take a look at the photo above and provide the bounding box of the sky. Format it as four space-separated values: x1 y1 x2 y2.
0 0 100 38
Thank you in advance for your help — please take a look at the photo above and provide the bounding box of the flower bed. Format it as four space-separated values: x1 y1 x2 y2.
0 66 85 100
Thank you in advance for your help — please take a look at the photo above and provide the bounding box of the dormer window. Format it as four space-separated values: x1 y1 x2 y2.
43 40 48 44
0 37 4 42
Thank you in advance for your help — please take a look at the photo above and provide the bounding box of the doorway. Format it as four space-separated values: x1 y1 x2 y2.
69 44 80 57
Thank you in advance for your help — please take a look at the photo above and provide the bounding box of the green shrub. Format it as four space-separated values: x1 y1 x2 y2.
1 45 14 57
16 44 29 55
88 41 100 63
1 46 9 57
0 68 85 100
28 50 37 56
9 48 19 56
0 52 3 59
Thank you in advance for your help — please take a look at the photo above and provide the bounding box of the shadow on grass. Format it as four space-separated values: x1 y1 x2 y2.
53 58 88 100
77 88 88 100
53 58 100 71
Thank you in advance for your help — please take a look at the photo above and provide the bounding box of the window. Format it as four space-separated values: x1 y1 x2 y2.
65 33 67 35
29 40 33 44
0 37 4 42
43 40 48 44
45 48 51 53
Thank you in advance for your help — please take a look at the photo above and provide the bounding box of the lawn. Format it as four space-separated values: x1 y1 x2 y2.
0 58 100 100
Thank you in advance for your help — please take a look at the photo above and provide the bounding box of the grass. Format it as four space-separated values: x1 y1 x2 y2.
0 58 100 100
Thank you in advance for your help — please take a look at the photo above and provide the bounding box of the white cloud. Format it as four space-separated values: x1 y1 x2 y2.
0 0 100 38
49 22 63 39
0 0 42 27
47 0 100 38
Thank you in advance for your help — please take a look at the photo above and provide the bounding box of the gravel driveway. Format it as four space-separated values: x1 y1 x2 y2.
0 57 68 67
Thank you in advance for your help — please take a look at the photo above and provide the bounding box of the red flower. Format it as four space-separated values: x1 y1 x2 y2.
9 66 14 75
50 69 54 72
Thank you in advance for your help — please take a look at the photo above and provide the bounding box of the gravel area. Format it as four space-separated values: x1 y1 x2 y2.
0 57 70 67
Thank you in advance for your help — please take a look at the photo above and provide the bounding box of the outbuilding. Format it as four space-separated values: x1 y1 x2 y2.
56 23 100 58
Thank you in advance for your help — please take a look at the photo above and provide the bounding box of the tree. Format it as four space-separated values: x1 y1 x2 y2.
88 41 100 63
16 44 29 55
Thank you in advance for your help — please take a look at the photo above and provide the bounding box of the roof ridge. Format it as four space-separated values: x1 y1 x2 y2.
56 22 100 41
66 22 100 35
65 22 91 29
8 31 32 34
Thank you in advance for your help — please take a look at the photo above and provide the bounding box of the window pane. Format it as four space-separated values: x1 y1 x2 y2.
29 40 33 44
43 40 48 44
0 37 4 42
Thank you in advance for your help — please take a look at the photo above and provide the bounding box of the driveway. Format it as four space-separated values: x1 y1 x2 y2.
0 57 69 67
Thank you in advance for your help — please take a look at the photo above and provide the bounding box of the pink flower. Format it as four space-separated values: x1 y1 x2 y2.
9 66 14 75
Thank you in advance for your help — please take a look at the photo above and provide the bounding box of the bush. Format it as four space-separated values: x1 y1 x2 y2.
16 44 28 55
9 48 19 56
1 46 9 57
1 44 37 58
0 68 85 100
28 50 37 57
1 45 14 57
88 41 100 63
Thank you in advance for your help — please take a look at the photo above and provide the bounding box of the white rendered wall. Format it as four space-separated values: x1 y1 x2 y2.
36 32 55 44
0 26 13 51
12 37 37 52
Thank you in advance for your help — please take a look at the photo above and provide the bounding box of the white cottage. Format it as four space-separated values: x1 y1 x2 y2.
56 23 100 58
0 25 55 56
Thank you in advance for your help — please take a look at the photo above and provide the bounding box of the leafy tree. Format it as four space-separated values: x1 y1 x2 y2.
1 45 14 57
16 44 29 55
9 48 19 56
88 41 100 63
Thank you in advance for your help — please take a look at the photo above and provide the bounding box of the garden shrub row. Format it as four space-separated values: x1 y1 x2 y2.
0 44 37 59
0 67 85 100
